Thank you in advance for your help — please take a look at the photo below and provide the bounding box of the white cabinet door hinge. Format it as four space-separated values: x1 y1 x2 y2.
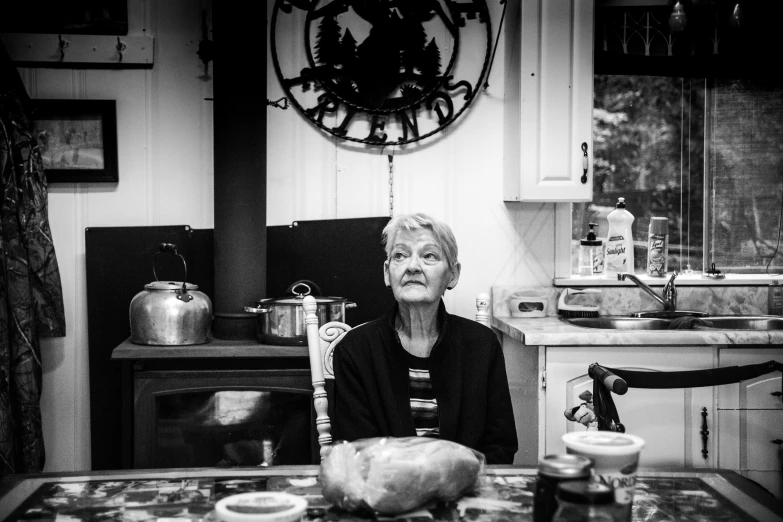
541 370 547 389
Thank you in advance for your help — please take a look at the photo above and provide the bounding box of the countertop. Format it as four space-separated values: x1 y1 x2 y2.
492 315 783 346
111 336 309 359
1 466 781 521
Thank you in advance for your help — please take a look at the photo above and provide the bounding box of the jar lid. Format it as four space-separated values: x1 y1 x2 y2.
556 480 614 505
215 492 307 522
538 454 593 478
144 281 198 291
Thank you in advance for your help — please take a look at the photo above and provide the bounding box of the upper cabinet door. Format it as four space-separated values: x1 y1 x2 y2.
504 0 595 202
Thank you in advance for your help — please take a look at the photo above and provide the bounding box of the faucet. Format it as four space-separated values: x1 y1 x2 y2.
618 272 678 313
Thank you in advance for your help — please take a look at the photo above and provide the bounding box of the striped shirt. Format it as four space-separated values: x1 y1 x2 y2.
404 351 440 438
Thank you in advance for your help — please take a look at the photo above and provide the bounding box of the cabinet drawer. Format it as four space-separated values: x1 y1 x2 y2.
719 410 783 471
718 348 783 410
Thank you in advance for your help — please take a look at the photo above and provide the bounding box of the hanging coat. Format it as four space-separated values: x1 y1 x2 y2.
0 42 66 477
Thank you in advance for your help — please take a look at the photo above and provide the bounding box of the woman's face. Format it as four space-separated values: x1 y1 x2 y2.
384 228 460 307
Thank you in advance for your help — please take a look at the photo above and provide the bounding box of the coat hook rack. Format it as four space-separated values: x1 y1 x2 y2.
116 37 127 62
57 35 69 60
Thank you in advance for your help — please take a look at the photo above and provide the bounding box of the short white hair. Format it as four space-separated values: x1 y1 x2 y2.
382 213 459 268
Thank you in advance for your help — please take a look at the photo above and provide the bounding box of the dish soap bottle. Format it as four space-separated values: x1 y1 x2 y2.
604 197 635 278
579 223 604 276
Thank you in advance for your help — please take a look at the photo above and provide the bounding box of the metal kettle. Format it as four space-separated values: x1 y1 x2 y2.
129 243 212 345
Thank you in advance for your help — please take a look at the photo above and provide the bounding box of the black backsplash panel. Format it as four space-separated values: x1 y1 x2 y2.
266 216 394 327
85 225 213 470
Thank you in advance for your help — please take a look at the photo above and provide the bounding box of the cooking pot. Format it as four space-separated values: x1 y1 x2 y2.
129 243 212 345
244 280 356 345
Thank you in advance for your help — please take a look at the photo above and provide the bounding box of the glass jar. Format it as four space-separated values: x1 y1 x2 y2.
534 454 594 522
552 481 621 522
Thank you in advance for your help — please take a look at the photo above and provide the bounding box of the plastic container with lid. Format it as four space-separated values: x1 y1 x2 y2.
552 481 621 522
604 198 635 278
579 223 604 276
534 454 594 522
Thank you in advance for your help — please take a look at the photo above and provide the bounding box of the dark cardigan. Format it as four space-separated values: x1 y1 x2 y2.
331 301 518 464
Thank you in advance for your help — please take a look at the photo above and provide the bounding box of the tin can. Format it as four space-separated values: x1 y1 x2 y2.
646 217 668 277
534 454 594 522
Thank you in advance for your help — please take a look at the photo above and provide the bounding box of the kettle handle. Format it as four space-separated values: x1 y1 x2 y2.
153 243 188 292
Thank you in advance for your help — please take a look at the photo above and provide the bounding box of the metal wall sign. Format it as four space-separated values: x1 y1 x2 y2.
271 0 491 147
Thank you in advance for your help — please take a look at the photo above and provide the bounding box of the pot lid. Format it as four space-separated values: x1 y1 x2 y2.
258 295 345 305
145 281 198 291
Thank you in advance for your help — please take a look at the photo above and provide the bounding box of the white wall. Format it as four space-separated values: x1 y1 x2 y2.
13 0 557 471
266 1 556 323
15 0 213 471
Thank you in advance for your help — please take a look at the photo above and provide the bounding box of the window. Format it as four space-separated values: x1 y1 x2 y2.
572 2 783 276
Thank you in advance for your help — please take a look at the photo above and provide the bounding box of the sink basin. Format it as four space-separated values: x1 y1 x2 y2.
564 316 672 330
562 315 783 331
706 316 783 330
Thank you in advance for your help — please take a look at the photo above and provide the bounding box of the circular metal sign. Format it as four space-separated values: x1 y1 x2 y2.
271 0 491 146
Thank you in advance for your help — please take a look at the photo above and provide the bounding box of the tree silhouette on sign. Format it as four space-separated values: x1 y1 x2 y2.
315 15 341 67
420 38 441 80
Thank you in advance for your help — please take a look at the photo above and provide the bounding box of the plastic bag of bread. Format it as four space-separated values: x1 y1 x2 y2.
320 436 485 515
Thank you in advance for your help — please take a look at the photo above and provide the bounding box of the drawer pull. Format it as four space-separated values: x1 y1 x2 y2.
772 439 783 445
700 407 709 459
771 391 782 397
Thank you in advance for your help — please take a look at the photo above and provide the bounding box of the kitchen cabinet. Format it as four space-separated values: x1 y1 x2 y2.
503 0 595 202
717 347 783 499
543 346 717 469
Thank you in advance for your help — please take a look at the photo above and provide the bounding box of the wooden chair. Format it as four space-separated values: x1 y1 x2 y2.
303 292 493 460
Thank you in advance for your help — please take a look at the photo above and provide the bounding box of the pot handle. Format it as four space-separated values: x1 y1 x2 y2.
286 279 322 297
346 301 357 309
244 306 271 314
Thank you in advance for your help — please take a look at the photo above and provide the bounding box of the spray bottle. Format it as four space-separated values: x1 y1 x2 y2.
604 197 635 277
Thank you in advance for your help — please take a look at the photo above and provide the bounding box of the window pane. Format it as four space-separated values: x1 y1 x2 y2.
707 78 783 272
572 75 704 275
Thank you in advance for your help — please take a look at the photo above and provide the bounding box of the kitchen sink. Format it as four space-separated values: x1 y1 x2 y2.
562 315 783 331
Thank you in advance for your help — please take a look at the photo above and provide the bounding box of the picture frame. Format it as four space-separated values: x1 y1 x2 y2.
31 99 119 183
0 1 128 35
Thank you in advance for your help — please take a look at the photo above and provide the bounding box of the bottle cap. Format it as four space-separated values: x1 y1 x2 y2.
538 454 593 478
616 197 626 209
581 223 602 246
556 481 614 505
649 217 668 235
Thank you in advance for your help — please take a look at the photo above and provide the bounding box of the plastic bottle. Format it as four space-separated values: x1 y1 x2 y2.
604 197 635 278
646 217 669 277
579 223 604 277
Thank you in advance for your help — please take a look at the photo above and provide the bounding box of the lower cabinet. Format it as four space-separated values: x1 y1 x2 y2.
717 347 783 499
543 346 717 469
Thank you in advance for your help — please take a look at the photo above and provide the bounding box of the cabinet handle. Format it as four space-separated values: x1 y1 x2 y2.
771 391 782 397
700 407 709 459
581 142 588 184
772 439 783 445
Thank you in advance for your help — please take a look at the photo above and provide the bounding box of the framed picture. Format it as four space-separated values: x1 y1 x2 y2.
31 99 119 183
0 1 128 35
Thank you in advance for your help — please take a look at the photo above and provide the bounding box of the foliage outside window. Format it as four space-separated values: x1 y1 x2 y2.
572 2 783 276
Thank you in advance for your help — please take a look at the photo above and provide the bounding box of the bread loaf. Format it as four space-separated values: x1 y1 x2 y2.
320 437 483 515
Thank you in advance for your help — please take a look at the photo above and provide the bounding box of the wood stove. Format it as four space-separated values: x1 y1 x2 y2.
112 339 318 468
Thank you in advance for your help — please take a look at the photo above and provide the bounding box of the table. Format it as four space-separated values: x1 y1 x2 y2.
0 466 781 521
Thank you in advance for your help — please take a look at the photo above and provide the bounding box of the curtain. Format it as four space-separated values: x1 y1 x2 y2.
0 43 65 477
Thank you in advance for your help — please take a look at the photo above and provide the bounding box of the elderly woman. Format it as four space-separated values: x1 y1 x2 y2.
331 213 518 464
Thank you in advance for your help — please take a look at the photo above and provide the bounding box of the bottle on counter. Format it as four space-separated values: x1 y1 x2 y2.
769 280 783 315
604 198 635 278
646 217 669 277
579 223 604 277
